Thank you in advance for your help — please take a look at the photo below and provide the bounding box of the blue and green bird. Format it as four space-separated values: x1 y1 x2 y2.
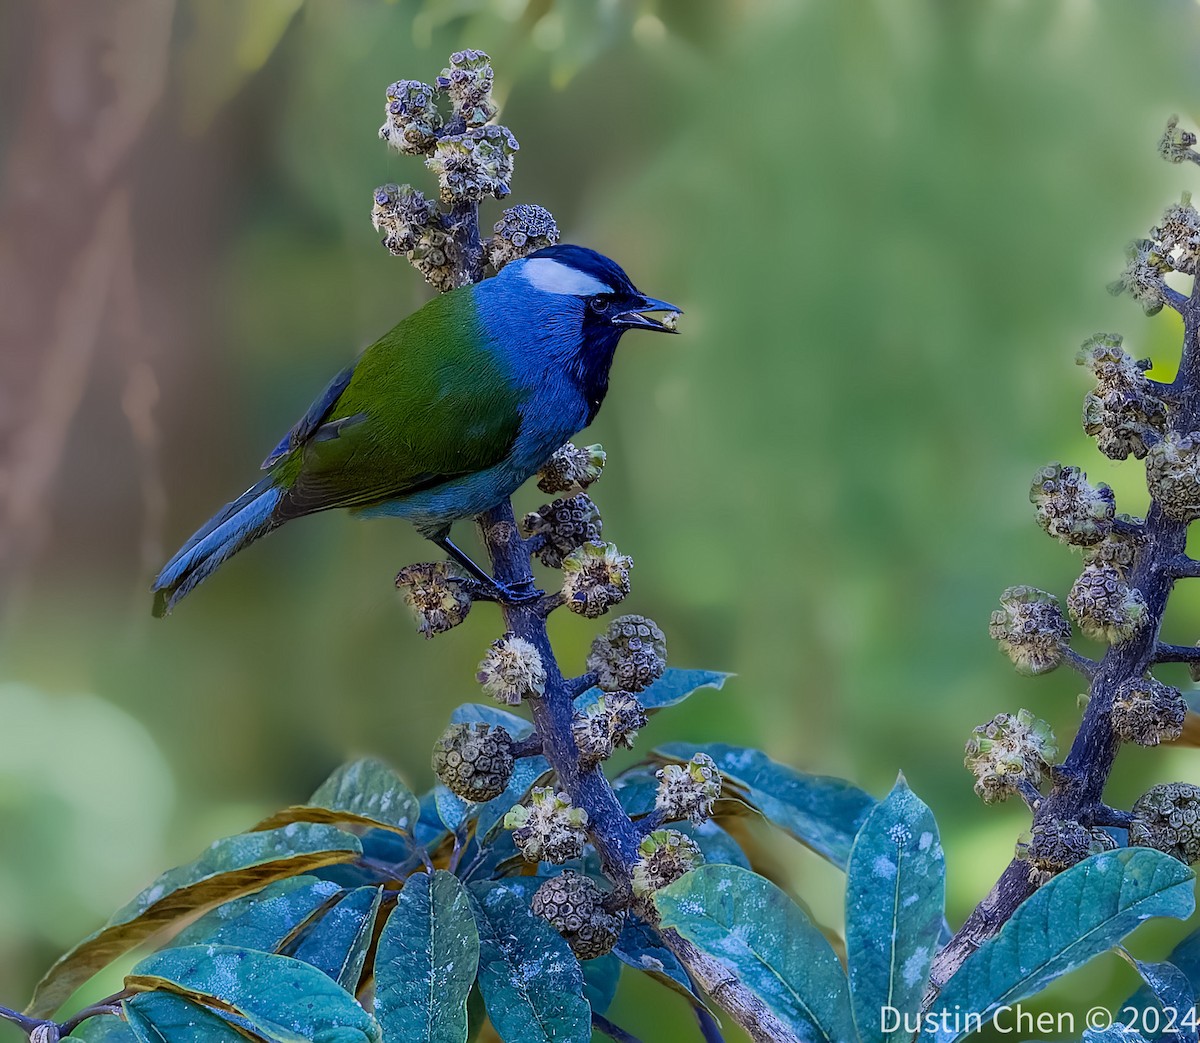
152 245 679 615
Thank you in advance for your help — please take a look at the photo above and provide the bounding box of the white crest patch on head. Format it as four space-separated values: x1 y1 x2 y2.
520 258 612 297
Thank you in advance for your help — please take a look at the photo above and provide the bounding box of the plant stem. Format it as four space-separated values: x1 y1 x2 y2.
928 247 1200 995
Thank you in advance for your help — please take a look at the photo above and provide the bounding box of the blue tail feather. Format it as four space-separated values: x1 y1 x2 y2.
152 479 282 616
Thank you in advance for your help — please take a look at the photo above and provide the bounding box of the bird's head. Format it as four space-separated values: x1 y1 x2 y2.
502 244 681 338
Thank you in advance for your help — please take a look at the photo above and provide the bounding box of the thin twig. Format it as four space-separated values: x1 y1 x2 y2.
592 1012 645 1043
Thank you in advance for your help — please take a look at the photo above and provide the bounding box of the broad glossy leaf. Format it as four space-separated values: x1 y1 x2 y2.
65 1015 139 1042
415 789 452 848
678 820 750 869
655 864 855 1042
613 918 694 997
290 885 383 990
27 824 361 1017
376 871 479 1043
128 945 380 1043
921 849 1196 1043
846 777 945 1043
451 704 534 741
475 757 552 844
172 876 340 951
574 669 730 714
468 882 590 1043
124 991 245 1043
257 758 419 836
656 742 876 868
1119 947 1198 1043
435 784 472 833
582 954 621 1015
612 770 659 818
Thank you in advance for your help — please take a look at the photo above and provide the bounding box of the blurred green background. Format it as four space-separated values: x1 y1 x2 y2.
3 1 1200 1039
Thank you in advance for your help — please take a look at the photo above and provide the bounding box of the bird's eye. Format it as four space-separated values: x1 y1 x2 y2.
589 295 611 314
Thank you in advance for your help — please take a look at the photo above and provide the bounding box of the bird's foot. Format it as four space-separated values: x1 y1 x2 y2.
492 578 544 606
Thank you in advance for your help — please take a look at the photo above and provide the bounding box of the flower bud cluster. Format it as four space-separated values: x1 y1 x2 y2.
561 542 633 618
1016 818 1116 884
432 723 515 802
632 829 704 903
1082 518 1144 577
1109 239 1171 315
476 635 547 705
1146 431 1200 522
1159 115 1200 165
1149 193 1200 274
436 49 498 127
1130 783 1200 865
505 787 589 863
572 692 648 766
1111 676 1185 747
588 615 667 693
964 709 1057 804
522 495 603 568
395 561 471 637
1029 463 1114 546
427 125 519 204
531 871 622 960
988 586 1071 676
1067 564 1147 645
379 80 442 154
538 443 607 495
487 205 560 270
1076 334 1168 461
655 753 722 825
371 184 464 291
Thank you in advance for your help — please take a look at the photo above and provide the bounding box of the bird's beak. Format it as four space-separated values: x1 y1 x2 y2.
612 295 682 333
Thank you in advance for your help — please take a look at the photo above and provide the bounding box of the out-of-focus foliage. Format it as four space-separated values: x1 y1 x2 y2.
4 1 1200 1040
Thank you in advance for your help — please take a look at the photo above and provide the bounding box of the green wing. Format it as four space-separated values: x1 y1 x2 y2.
270 291 524 518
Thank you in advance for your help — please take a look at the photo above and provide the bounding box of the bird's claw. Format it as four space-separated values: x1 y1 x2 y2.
495 580 544 606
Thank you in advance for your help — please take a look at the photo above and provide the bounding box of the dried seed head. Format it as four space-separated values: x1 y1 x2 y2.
1029 463 1115 546
487 204 560 270
1130 782 1200 865
655 753 722 825
538 443 607 495
432 723 515 802
1108 239 1171 315
1150 193 1200 274
1159 115 1199 165
426 125 519 204
436 48 498 127
477 635 547 705
1077 334 1168 461
1016 818 1117 885
1111 676 1186 747
571 691 649 767
530 870 623 960
560 542 633 618
1067 564 1148 645
632 829 704 903
1083 518 1145 577
964 709 1057 804
522 495 603 568
395 562 472 637
1146 431 1200 522
379 79 443 155
588 614 668 693
372 183 439 255
988 586 1071 676
505 787 589 863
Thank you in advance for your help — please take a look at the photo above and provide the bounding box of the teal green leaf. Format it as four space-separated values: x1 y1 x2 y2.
468 882 590 1043
257 758 419 836
845 777 945 1043
678 821 750 869
451 704 534 741
65 1015 140 1042
582 953 621 1015
575 669 730 714
124 992 245 1043
475 757 552 843
290 885 383 990
1119 946 1198 1043
27 824 361 1017
612 770 659 818
376 871 479 1043
656 742 876 868
921 849 1196 1043
655 864 855 1043
434 785 472 833
172 876 340 950
128 945 381 1043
